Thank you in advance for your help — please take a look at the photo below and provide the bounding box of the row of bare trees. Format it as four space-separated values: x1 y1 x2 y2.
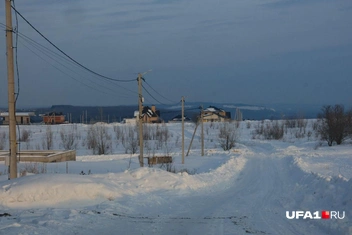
1 105 350 156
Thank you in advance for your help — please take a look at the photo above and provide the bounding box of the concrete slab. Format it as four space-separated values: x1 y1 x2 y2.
0 150 76 163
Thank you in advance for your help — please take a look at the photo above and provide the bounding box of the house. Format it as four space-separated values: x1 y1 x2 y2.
169 114 191 123
122 112 138 125
42 112 65 124
135 105 162 123
201 106 231 122
0 112 35 125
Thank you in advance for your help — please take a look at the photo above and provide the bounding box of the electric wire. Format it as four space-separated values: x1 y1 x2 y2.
142 83 170 106
1 23 137 103
18 35 136 98
12 0 22 161
10 6 136 83
19 40 129 98
13 2 20 103
142 83 181 107
1 24 137 103
15 31 138 95
144 80 179 104
1 22 138 96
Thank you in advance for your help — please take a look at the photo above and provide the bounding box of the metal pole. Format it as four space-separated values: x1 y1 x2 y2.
138 73 144 167
181 96 185 164
5 0 17 179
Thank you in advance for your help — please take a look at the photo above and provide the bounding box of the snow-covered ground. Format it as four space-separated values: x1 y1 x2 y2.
0 120 351 234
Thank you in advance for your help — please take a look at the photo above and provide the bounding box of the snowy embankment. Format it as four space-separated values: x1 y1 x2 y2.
0 155 247 209
282 156 352 234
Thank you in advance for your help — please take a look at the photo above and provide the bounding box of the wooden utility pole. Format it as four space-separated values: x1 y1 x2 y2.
137 73 144 167
5 0 17 179
201 105 204 156
181 96 185 164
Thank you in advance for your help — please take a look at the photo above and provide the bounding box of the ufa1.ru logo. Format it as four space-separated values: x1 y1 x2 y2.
286 211 345 219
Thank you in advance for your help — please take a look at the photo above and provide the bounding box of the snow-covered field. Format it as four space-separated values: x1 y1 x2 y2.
0 120 351 234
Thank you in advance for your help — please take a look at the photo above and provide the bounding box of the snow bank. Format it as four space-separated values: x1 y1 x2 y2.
0 156 246 209
285 156 352 234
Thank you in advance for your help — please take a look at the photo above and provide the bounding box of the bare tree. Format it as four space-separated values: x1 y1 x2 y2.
218 122 238 150
19 129 31 142
60 125 78 150
0 131 6 150
264 121 284 140
121 125 138 154
114 125 123 141
317 105 348 146
156 123 170 150
86 124 112 155
42 126 54 150
253 120 284 140
346 109 352 137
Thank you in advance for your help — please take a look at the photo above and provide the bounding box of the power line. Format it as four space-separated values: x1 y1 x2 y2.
1 22 138 97
19 40 131 98
15 30 138 94
10 6 136 83
18 34 137 97
13 0 22 162
142 83 181 107
144 80 178 103
142 81 181 106
142 83 165 105
12 2 20 103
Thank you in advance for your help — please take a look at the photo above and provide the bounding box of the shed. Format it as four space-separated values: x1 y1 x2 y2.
0 112 35 125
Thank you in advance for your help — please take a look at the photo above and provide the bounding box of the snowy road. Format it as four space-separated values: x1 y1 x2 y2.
0 147 350 234
152 156 336 235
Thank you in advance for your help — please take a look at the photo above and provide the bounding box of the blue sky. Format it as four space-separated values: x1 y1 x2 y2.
0 0 351 108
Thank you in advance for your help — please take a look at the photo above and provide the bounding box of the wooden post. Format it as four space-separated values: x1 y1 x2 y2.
138 73 144 167
201 105 204 156
181 96 185 164
5 0 17 179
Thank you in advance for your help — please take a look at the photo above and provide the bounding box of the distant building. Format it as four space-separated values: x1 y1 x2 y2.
169 114 191 123
0 112 35 125
42 112 65 124
202 106 231 122
135 105 162 123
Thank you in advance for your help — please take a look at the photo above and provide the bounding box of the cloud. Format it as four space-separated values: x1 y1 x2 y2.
261 0 332 8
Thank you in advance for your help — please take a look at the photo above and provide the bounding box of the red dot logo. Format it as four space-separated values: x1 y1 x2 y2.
322 211 330 219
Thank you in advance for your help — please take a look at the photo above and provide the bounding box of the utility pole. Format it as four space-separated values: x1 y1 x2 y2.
181 96 185 164
137 73 144 167
201 105 204 156
5 0 17 179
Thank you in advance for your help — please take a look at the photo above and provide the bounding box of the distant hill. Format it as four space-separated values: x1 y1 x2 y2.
158 102 322 121
0 103 322 124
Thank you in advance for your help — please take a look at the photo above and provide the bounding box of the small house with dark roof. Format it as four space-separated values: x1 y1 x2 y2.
136 105 161 123
42 112 65 124
202 106 231 122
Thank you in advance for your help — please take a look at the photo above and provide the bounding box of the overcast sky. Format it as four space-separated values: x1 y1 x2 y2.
0 0 351 108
